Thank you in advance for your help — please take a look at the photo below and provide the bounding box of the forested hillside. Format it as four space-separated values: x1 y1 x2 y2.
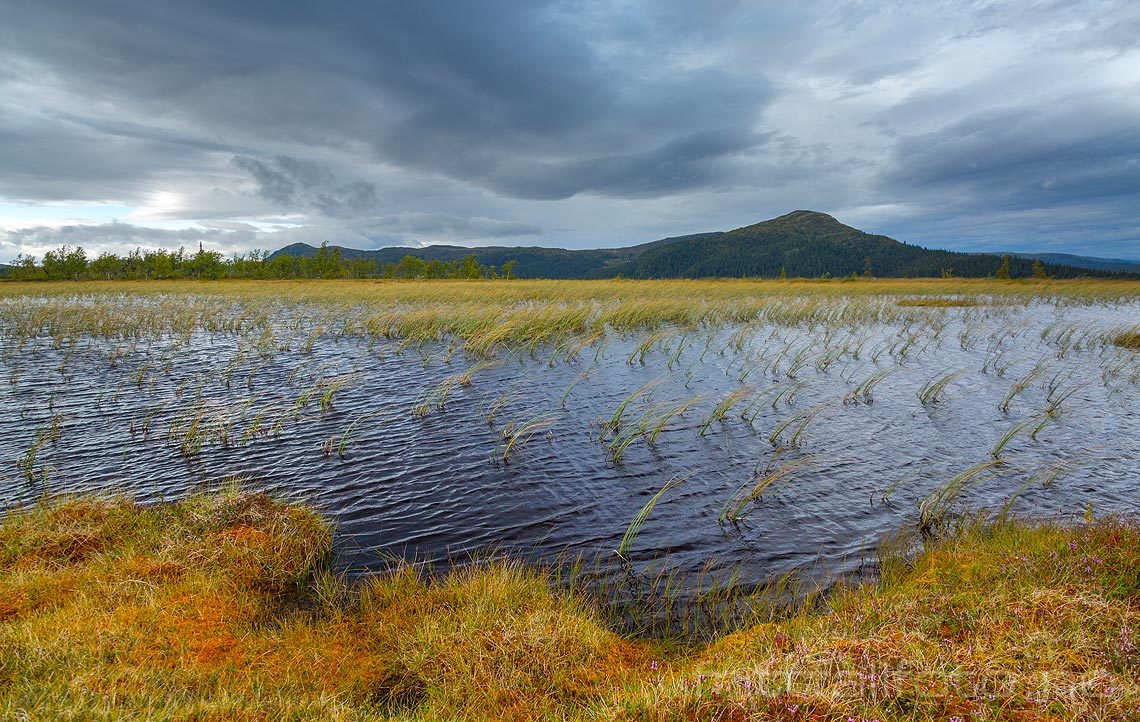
269 211 1125 279
619 211 1093 279
6 212 1129 281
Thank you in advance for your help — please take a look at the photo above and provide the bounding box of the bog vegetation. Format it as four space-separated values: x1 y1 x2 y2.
2 276 1140 719
0 491 1136 720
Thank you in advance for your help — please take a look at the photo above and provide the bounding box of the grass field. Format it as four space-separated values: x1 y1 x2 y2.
3 277 1139 355
0 490 1136 721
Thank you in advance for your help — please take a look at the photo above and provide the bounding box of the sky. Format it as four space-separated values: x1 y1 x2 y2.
1 0 1138 263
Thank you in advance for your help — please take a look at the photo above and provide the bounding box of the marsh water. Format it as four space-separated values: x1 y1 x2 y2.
2 296 1139 593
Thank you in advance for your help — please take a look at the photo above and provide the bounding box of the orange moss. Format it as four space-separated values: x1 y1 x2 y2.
216 523 273 545
2 495 1137 720
0 591 28 622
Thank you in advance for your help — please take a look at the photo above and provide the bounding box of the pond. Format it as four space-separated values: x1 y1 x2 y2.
2 293 1138 598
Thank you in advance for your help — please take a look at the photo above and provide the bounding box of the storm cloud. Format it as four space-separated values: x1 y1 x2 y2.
230 155 379 216
0 1 1137 259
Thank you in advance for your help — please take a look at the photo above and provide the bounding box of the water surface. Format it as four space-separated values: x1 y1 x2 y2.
3 295 1138 591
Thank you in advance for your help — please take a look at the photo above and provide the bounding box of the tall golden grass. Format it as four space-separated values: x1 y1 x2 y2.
3 278 1139 358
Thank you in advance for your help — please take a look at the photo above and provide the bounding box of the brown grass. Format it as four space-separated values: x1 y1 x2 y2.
1114 328 1140 349
1 493 1136 720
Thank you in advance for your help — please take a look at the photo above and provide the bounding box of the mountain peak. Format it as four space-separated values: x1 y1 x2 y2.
771 210 848 228
781 210 839 221
728 209 850 236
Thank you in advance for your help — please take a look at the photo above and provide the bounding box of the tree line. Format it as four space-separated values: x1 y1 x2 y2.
3 243 517 281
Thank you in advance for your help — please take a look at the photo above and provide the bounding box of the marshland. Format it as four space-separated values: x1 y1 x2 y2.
2 277 1140 719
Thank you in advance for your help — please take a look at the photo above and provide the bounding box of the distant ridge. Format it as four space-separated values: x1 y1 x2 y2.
1006 252 1140 274
269 211 1133 279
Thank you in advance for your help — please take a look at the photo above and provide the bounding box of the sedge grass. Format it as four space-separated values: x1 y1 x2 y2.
1113 326 1140 349
918 459 1004 535
697 385 753 436
497 411 559 463
616 473 689 557
916 368 965 405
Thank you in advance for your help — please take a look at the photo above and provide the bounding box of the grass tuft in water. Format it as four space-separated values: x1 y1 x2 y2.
918 459 1004 535
916 368 965 405
616 473 689 557
1112 327 1140 349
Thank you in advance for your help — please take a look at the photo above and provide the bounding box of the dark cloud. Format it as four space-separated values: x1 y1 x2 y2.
0 1 773 202
0 1 1137 258
231 155 378 216
877 99 1140 251
887 108 1140 197
360 213 540 239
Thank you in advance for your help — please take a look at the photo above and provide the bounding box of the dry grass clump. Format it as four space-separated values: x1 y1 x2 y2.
606 517 1140 721
1114 327 1140 349
0 491 649 721
1 493 1137 720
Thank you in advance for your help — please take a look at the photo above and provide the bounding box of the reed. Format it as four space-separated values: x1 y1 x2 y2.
616 472 689 557
5 279 1137 363
843 366 895 405
497 411 559 463
998 458 1080 519
645 395 704 445
897 297 981 307
607 395 703 461
333 408 386 459
627 328 676 366
317 373 359 413
999 357 1049 412
991 414 1043 459
916 368 964 405
877 473 914 506
17 414 63 482
482 385 519 427
918 459 1004 535
606 376 664 431
413 360 496 416
768 401 829 449
720 455 816 522
1044 379 1089 417
697 386 753 436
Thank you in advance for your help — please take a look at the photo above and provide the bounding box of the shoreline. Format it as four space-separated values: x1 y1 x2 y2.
2 490 1135 720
